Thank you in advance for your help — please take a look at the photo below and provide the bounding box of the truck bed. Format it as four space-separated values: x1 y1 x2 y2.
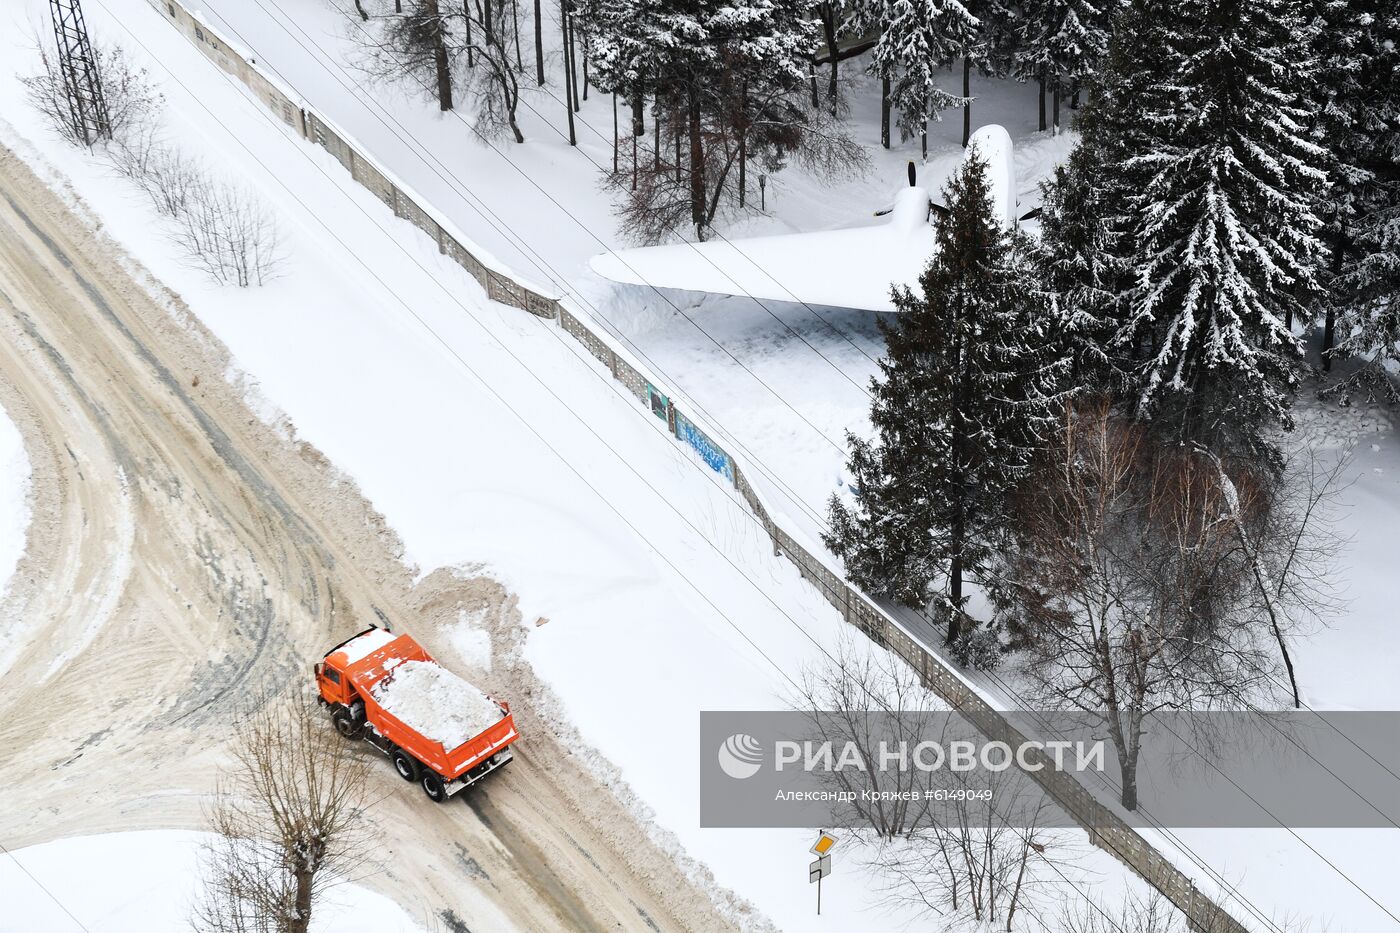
333 631 519 781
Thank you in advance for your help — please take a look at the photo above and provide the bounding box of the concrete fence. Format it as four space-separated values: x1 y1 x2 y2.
147 4 1250 929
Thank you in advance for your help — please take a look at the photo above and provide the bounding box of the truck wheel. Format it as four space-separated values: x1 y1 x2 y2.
421 772 447 803
392 749 420 782
331 708 362 740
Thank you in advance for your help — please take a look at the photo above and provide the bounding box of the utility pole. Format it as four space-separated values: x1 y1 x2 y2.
49 0 111 147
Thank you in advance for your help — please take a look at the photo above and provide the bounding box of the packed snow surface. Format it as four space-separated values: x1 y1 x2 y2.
372 660 500 749
0 400 30 599
0 830 427 932
335 626 397 664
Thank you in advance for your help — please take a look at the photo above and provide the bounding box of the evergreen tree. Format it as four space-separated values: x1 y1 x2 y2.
869 0 975 158
826 151 1065 641
1114 0 1328 461
1014 0 1110 131
958 0 1016 146
583 0 823 238
1325 0 1400 396
1035 139 1123 387
1035 0 1168 389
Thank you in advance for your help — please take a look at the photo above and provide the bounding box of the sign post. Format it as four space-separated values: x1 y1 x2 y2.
807 831 839 915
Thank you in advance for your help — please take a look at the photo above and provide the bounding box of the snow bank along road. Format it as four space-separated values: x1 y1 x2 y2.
0 141 733 933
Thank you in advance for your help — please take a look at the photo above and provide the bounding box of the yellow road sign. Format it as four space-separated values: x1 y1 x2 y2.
810 831 838 857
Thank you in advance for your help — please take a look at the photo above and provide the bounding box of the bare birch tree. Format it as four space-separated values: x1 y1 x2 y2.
997 397 1339 810
193 694 373 933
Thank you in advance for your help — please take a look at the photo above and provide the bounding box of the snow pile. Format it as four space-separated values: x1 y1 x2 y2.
372 660 500 749
336 627 397 664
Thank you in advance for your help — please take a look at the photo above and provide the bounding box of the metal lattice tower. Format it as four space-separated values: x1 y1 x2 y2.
49 0 111 146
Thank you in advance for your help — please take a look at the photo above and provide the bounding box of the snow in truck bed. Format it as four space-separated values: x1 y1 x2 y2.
370 660 501 749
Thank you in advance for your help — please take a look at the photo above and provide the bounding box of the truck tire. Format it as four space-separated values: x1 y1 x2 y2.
331 707 363 740
421 772 447 803
392 749 420 782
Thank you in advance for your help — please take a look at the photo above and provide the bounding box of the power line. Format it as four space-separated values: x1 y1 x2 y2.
106 7 1394 929
102 9 1135 927
210 0 840 537
0 838 92 932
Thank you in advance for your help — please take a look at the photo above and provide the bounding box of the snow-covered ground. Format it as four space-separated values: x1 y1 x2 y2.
0 831 426 932
0 400 29 599
3 0 1397 930
0 1 1004 927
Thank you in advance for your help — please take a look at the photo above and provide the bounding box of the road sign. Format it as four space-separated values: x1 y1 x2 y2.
809 854 832 915
810 830 839 857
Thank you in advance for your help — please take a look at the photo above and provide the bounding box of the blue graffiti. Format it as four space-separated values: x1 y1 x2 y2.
677 416 733 481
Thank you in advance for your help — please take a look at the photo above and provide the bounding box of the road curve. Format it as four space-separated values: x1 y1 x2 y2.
0 140 741 933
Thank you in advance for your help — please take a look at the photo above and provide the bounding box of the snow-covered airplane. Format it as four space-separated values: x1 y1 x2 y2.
588 124 1030 314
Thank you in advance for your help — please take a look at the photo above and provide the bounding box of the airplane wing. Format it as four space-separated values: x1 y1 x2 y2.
589 187 937 314
588 125 1018 314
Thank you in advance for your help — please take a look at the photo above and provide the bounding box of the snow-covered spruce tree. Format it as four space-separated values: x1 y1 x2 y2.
869 0 975 159
578 0 666 134
1032 0 1167 394
588 0 861 241
1034 141 1122 389
957 0 1016 146
1323 0 1400 397
1112 0 1329 463
825 150 1065 642
1013 0 1110 131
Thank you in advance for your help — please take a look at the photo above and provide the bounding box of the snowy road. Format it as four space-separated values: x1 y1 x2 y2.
0 140 733 933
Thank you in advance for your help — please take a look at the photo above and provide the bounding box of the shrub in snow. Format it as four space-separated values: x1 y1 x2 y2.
167 174 284 287
21 36 162 149
23 32 283 288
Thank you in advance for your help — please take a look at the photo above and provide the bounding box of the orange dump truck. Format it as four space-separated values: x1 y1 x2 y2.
315 626 519 802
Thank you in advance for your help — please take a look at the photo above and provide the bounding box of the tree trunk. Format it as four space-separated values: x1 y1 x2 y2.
500 71 525 142
631 93 644 136
1323 231 1344 371
291 865 314 933
688 83 706 239
612 92 618 174
947 549 962 642
484 0 493 44
820 4 839 114
809 61 819 109
354 0 369 20
653 101 660 172
961 58 971 148
1038 70 1046 132
464 1 475 69
1071 78 1080 110
533 0 545 85
880 73 891 149
424 0 453 111
582 45 589 101
512 0 523 71
1052 76 1060 134
566 4 580 111
561 2 576 144
1120 758 1138 811
738 79 748 208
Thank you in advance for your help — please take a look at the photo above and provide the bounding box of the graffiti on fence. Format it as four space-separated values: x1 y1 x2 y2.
675 412 734 482
646 383 669 421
